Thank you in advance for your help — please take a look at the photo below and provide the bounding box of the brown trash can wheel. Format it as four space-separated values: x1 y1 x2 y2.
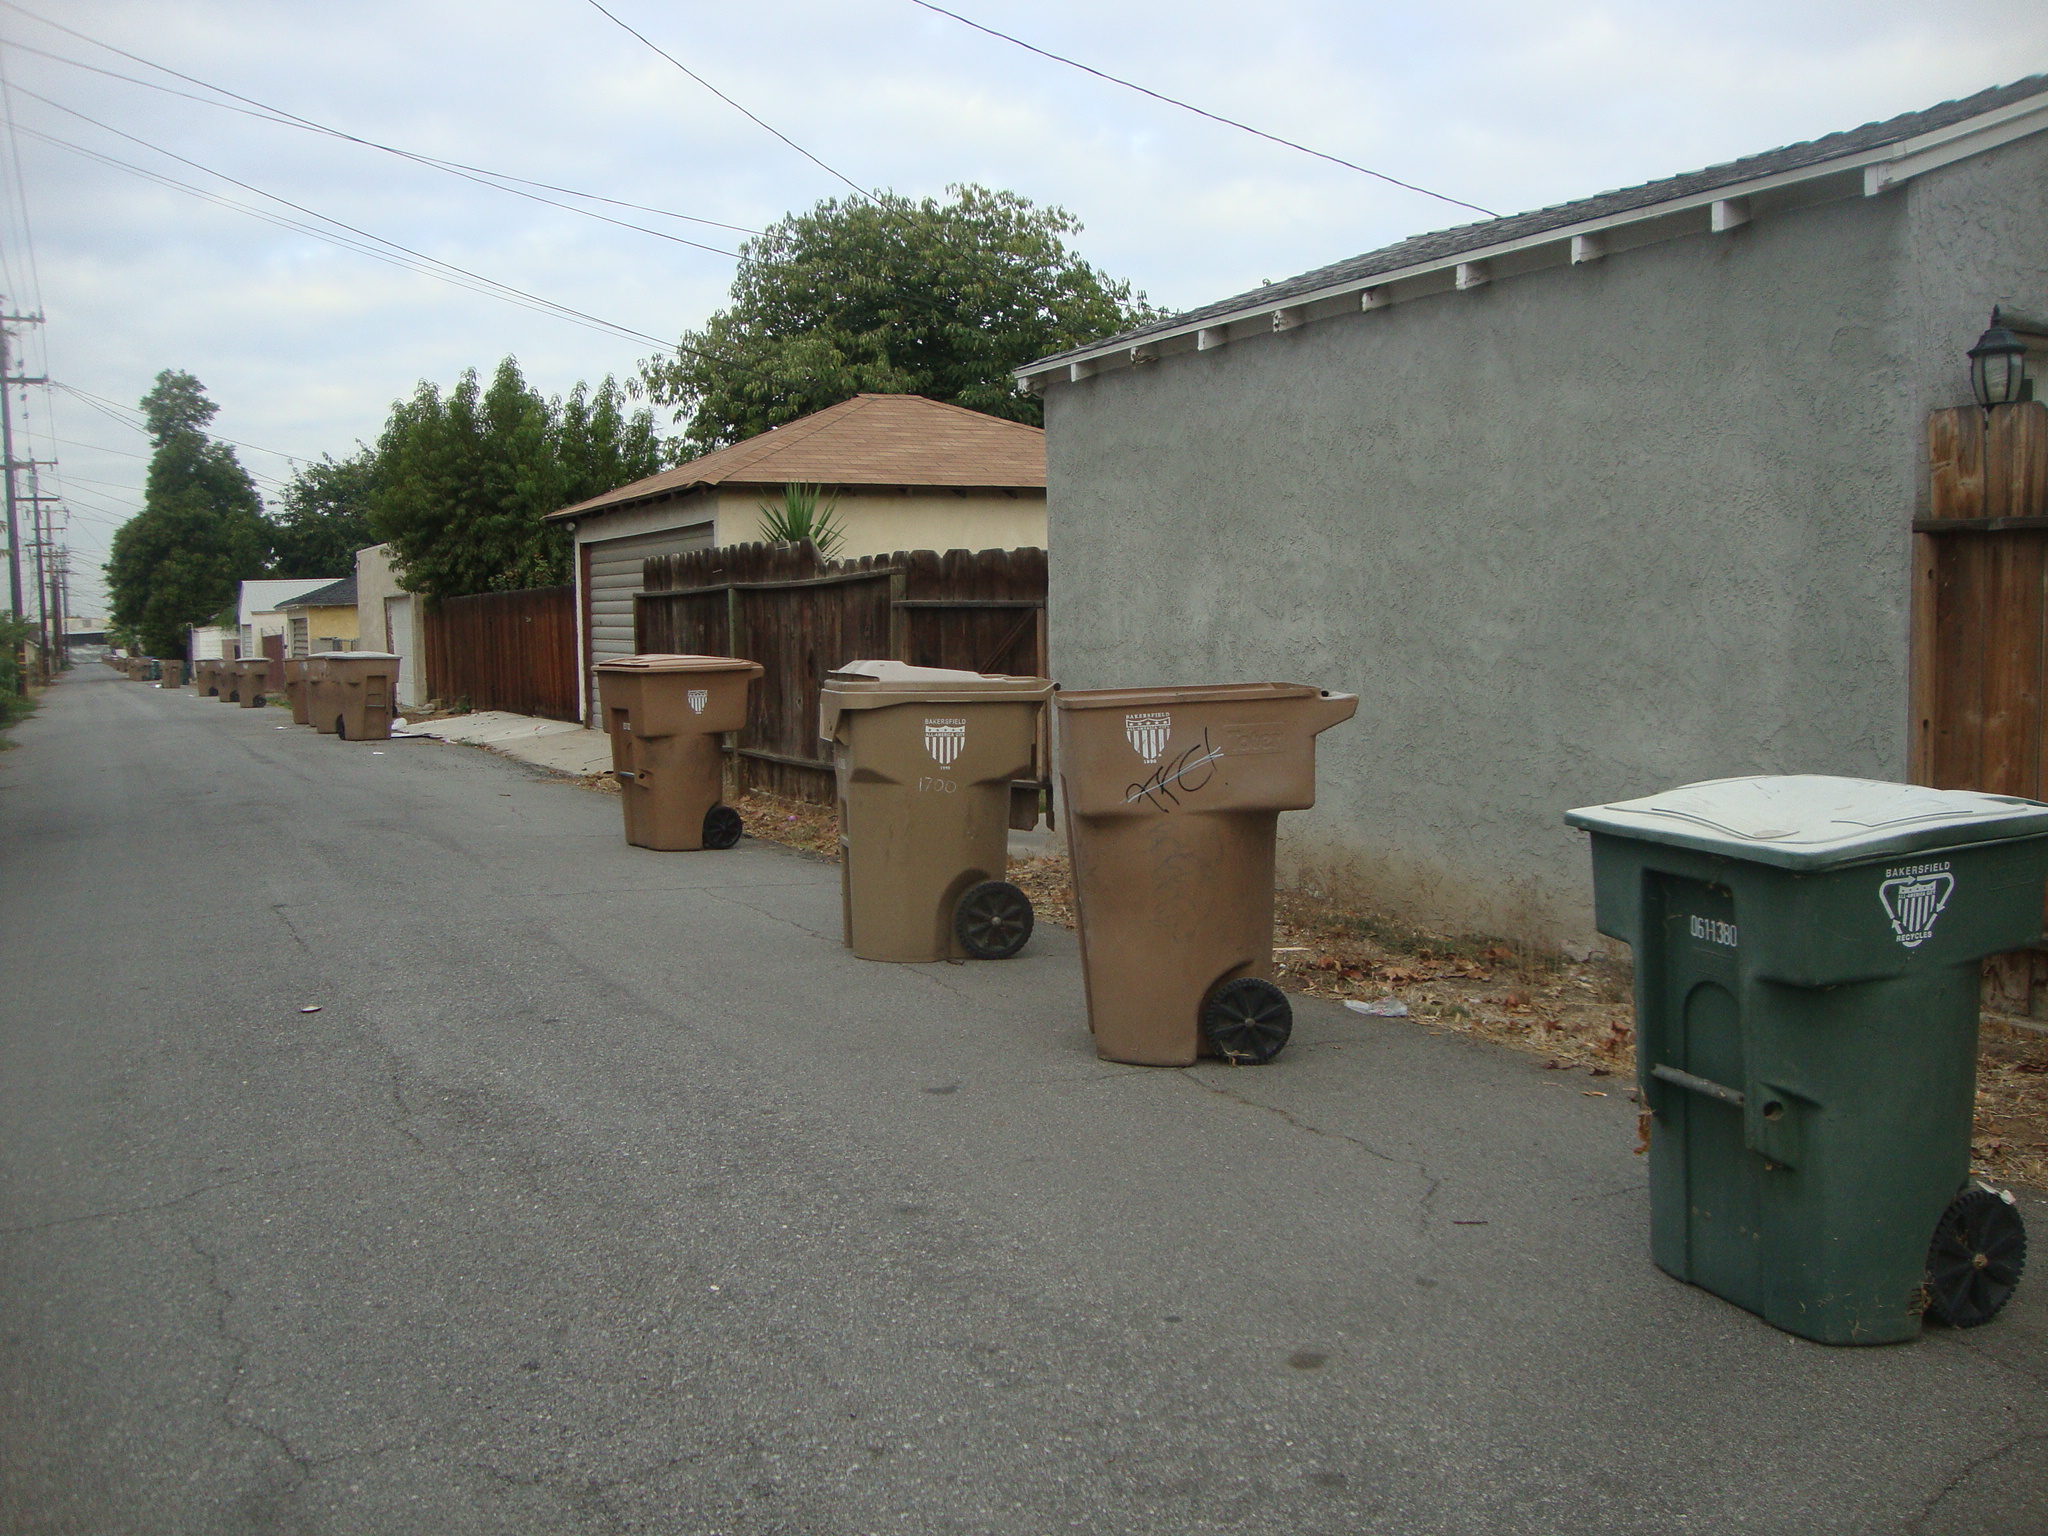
703 805 743 849
954 879 1033 960
1202 977 1292 1064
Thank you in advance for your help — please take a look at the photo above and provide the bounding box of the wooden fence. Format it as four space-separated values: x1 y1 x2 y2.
1913 400 2048 1015
637 542 1048 825
422 585 579 722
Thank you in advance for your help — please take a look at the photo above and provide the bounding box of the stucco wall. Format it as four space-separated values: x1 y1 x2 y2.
354 544 405 653
1045 137 2048 944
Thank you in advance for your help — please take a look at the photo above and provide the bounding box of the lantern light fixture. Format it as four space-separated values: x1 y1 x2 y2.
1967 321 2029 409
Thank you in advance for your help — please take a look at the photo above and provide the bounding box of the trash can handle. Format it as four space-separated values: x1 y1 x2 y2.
1650 1063 1745 1107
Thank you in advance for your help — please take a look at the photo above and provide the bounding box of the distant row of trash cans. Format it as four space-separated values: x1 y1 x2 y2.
598 651 2035 1347
153 653 404 739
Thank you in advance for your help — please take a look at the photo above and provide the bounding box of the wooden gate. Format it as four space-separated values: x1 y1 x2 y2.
1913 400 2048 1012
637 542 1049 826
421 585 579 722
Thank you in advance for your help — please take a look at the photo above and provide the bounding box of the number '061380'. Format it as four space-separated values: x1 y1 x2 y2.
1687 914 1738 947
917 777 957 794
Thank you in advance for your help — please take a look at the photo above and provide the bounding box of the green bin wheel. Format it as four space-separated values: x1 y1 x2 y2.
955 879 1033 960
1924 1184 2027 1328
1202 977 1292 1064
702 805 744 850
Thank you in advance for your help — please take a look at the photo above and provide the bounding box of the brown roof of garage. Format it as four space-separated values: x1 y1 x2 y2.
548 393 1046 522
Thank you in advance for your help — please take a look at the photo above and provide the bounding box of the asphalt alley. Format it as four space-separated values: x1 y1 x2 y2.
2 668 2043 1535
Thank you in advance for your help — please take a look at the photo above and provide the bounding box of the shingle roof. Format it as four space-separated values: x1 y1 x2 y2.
277 575 357 610
549 393 1046 522
1026 73 2048 370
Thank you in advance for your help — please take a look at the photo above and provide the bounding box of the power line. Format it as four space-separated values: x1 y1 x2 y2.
581 0 877 207
904 0 1499 220
0 45 42 309
55 383 308 467
2 45 742 258
19 124 678 352
15 93 689 348
0 25 761 239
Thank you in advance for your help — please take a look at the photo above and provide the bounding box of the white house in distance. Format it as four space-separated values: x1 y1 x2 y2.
546 392 1047 724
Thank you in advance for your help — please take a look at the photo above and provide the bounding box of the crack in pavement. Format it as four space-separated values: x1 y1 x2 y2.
0 1165 308 1237
700 887 841 946
1906 1430 2044 1533
269 902 313 954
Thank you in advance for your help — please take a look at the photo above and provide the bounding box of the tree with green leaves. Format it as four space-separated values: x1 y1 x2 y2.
640 184 1162 451
370 358 669 604
104 370 269 659
269 449 378 578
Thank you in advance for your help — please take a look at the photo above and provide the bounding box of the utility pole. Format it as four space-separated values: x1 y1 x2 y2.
24 484 62 682
0 304 48 691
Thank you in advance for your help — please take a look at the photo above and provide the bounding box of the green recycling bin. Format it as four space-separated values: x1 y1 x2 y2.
1567 775 2048 1344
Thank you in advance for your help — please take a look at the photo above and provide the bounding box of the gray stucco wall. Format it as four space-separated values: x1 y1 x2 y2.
1046 133 2048 943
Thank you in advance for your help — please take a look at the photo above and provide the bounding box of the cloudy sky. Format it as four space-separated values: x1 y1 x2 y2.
5 0 2044 618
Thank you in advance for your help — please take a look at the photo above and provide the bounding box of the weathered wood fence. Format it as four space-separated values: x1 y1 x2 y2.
422 585 579 722
637 542 1049 825
1913 400 2048 1014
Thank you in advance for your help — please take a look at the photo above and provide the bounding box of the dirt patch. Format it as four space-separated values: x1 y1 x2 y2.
725 795 2047 1191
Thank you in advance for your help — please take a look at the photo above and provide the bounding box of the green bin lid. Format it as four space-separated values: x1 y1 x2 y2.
1565 775 2048 870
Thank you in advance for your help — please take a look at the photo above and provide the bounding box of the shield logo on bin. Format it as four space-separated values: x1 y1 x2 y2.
925 717 966 767
1125 711 1171 764
687 689 708 714
1880 870 1955 949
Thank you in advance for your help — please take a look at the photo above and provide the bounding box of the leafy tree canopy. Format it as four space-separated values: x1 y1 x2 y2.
269 449 378 579
105 370 268 659
640 184 1162 451
369 358 669 604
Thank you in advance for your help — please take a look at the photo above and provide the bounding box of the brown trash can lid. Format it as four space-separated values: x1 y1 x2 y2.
309 650 398 659
1056 681 1333 712
595 653 765 675
819 659 1053 742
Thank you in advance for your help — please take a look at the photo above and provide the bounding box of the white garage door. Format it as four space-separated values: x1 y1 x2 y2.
585 523 714 716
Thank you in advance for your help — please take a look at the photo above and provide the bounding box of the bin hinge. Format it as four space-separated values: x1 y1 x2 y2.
1650 1063 1745 1107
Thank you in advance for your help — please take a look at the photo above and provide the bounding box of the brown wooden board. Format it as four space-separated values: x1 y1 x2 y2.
1919 404 2048 995
638 540 1050 825
423 585 578 721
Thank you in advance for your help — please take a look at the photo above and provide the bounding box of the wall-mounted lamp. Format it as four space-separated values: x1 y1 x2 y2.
1967 322 2029 408
563 520 578 532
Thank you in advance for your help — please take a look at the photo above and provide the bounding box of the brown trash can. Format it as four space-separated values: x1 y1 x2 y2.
219 659 246 702
596 654 762 851
314 652 401 739
192 659 214 696
282 658 311 725
306 654 341 732
1057 682 1358 1067
159 660 185 689
237 657 273 708
821 661 1055 962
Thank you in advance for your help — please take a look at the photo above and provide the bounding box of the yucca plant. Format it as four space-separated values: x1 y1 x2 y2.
757 483 847 557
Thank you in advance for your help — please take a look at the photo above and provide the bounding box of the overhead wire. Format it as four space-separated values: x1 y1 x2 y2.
0 3 759 246
904 0 1499 219
2 49 743 257
18 123 678 351
580 0 877 206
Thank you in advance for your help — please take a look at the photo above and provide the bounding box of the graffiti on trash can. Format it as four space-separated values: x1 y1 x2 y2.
1124 728 1221 811
925 718 966 767
1879 862 1954 949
